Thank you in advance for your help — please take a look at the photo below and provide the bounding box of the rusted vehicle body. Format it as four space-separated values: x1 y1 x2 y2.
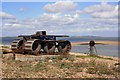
11 31 71 55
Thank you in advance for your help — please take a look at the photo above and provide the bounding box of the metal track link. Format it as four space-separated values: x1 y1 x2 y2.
11 39 24 53
24 39 41 55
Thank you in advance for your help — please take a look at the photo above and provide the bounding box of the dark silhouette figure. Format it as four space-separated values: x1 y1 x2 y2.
89 40 97 54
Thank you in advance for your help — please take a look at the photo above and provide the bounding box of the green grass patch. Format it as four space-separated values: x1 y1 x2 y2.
103 57 113 60
59 62 73 69
76 54 113 60
86 59 114 75
34 62 47 71
2 46 10 48
50 55 75 62
20 64 33 72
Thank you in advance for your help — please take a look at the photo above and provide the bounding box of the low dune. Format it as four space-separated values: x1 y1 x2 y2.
72 41 119 46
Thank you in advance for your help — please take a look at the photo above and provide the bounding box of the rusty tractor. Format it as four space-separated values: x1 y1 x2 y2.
11 31 71 55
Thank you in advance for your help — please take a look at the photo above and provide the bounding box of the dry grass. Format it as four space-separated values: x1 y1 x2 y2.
1 53 120 78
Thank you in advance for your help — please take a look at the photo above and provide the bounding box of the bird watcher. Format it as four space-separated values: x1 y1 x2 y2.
89 40 97 54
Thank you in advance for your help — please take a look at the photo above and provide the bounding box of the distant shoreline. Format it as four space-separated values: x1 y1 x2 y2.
0 43 118 57
71 40 119 46
1 40 119 46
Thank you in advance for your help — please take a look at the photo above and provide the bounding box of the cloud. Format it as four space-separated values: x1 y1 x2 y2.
0 12 16 20
1 12 35 34
43 1 78 13
2 11 118 36
1 2 118 37
39 13 80 26
91 11 117 18
83 2 118 18
0 12 19 28
19 7 28 12
21 13 117 34
84 2 115 13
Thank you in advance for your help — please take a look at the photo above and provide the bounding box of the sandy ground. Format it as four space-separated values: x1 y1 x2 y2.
0 40 120 78
1 52 120 78
1 52 119 62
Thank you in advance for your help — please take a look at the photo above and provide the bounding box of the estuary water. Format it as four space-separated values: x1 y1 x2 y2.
71 45 118 57
1 36 119 57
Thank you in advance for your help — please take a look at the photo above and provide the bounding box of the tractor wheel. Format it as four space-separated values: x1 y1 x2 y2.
44 42 56 54
58 41 71 54
11 39 24 53
24 39 41 55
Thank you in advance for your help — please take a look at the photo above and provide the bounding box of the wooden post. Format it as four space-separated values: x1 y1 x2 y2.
89 40 96 54
90 46 94 54
13 52 16 60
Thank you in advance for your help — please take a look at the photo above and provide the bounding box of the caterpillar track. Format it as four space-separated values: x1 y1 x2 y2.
11 31 71 55
11 39 24 53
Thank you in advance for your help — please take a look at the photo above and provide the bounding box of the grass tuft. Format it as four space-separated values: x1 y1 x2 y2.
34 62 47 71
76 54 113 60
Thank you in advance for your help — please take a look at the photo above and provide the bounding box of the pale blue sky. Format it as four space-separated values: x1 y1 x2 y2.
2 2 117 19
1 1 118 37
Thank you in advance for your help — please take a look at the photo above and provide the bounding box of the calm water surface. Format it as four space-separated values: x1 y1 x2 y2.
71 45 118 57
1 37 119 57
